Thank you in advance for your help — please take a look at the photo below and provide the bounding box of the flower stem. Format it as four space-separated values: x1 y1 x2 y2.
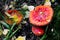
9 26 20 38
3 23 16 40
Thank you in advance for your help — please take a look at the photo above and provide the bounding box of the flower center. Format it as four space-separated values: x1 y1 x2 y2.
39 12 43 15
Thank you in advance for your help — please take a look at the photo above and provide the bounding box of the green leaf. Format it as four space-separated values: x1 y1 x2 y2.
6 23 16 37
4 23 16 40
0 24 2 30
20 9 26 16
0 12 5 20
9 26 20 38
40 34 47 40
0 21 10 29
11 23 16 30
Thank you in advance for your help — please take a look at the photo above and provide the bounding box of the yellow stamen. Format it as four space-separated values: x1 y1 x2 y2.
12 14 18 22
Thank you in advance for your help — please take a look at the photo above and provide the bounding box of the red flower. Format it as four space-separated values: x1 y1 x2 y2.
29 5 53 26
32 26 44 36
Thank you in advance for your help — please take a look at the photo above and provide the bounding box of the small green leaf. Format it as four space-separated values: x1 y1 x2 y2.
11 23 16 30
40 34 47 40
0 21 10 29
0 12 5 20
0 24 2 30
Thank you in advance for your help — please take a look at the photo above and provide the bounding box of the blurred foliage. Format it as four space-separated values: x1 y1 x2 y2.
0 0 60 40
